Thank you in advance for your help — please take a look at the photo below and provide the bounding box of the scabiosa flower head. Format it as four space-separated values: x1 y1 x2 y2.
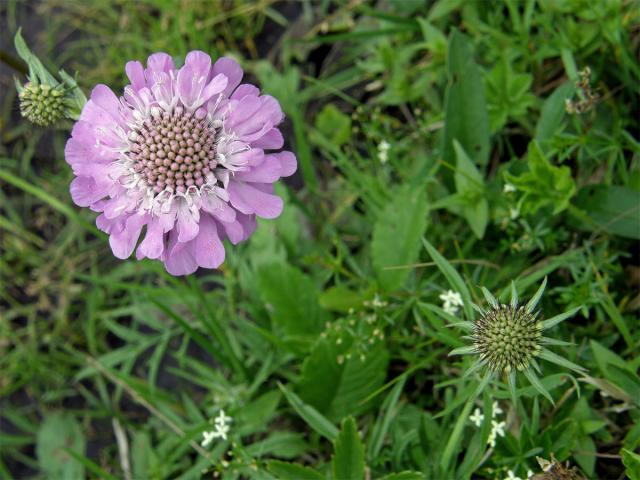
14 29 86 126
449 278 586 403
19 83 65 126
65 51 296 275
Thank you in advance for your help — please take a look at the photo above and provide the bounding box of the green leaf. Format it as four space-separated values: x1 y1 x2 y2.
372 186 428 291
267 460 324 480
485 59 536 132
523 368 554 405
622 448 640 480
442 29 490 167
574 185 640 239
505 141 576 215
14 28 58 85
535 82 574 144
256 263 330 340
298 339 389 421
235 390 281 436
315 104 352 146
319 286 368 313
332 417 365 480
367 376 406 461
245 432 308 459
278 383 339 441
574 435 596 476
36 412 86 480
453 140 488 238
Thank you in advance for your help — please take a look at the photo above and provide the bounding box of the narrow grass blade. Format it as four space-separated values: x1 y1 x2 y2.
278 383 338 442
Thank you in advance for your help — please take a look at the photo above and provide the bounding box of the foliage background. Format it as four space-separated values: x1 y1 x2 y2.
1 0 639 479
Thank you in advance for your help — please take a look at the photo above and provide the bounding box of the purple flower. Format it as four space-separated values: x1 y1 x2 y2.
65 51 296 275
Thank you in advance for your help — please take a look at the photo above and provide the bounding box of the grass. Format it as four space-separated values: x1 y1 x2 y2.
1 0 639 479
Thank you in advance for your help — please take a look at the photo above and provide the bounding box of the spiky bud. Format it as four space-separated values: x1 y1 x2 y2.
19 83 65 127
472 304 542 372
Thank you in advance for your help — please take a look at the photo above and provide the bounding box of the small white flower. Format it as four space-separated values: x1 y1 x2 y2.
509 207 520 220
439 290 463 315
215 409 232 426
503 183 516 193
202 408 233 447
377 140 390 164
487 430 496 448
491 420 506 437
487 419 506 447
527 470 534 479
492 401 503 418
505 471 522 480
201 430 216 447
469 408 484 427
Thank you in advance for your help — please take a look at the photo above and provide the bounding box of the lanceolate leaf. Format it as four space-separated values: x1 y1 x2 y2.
442 29 490 168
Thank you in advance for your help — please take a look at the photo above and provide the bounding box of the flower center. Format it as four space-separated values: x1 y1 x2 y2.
473 304 541 372
128 106 217 194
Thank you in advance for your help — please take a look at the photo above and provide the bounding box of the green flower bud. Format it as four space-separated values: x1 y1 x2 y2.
13 28 86 127
19 82 66 127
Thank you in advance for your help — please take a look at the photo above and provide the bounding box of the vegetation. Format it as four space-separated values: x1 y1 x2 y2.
1 1 639 479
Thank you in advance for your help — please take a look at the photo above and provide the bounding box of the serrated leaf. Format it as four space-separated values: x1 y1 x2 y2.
298 339 389 421
372 187 428 291
36 412 86 480
442 29 490 167
256 263 330 340
332 417 365 480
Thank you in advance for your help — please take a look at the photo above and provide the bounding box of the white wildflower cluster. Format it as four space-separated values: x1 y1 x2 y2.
201 409 232 447
468 401 506 448
488 401 505 447
377 140 390 164
439 290 463 315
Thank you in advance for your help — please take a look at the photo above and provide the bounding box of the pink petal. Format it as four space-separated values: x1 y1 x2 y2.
235 155 281 183
163 232 198 276
176 201 199 242
109 214 148 259
251 128 284 149
219 218 244 244
236 211 257 240
137 217 165 260
231 84 259 100
195 214 225 268
185 51 211 80
125 61 145 91
96 213 125 235
271 151 297 177
70 176 108 207
145 52 175 80
228 181 283 219
200 74 228 104
212 57 243 97
89 84 121 121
